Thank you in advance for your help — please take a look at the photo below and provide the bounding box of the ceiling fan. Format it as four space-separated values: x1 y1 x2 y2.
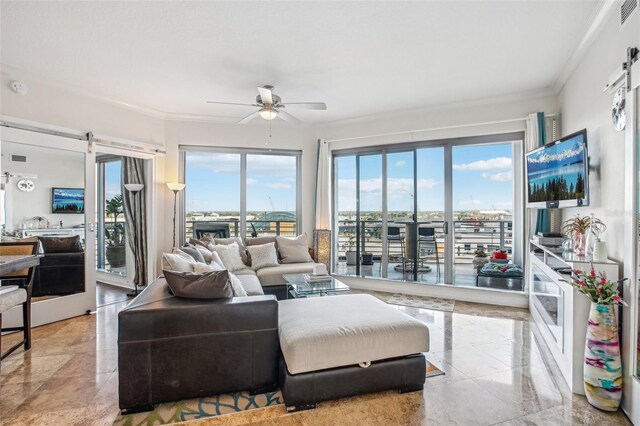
207 85 326 125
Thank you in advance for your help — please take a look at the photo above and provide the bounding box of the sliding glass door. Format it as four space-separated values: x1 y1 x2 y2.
332 133 523 292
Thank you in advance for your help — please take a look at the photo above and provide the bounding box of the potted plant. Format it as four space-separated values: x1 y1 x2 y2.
472 247 489 269
105 195 126 268
341 230 358 265
562 214 606 256
563 267 626 411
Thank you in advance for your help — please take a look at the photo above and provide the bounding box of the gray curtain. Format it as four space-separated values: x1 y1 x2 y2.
122 157 148 287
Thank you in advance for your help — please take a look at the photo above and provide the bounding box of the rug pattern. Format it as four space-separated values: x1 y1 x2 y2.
113 390 282 425
387 293 455 312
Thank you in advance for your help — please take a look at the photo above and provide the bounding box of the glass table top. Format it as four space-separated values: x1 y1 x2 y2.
282 273 350 298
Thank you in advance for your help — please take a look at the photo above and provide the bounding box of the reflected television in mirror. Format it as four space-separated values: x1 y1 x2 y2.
52 187 84 214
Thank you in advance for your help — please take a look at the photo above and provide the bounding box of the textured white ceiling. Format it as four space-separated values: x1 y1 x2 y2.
0 1 599 124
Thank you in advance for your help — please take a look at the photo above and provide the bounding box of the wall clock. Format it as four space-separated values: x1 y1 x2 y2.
612 86 626 131
17 178 35 192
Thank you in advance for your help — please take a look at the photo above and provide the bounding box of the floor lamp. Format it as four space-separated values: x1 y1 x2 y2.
124 183 144 297
167 183 186 248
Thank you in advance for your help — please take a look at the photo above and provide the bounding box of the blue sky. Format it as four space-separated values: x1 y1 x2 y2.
185 152 297 213
337 143 513 212
104 160 122 201
182 143 513 215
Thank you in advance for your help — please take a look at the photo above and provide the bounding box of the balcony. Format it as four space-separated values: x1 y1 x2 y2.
186 219 298 239
336 219 513 286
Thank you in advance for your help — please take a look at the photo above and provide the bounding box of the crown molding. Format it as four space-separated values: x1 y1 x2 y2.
552 0 618 94
1 64 167 120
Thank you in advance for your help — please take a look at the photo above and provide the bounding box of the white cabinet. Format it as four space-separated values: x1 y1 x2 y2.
21 228 85 240
529 240 619 395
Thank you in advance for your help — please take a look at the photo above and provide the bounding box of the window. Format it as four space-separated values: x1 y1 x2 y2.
97 157 127 277
182 148 301 240
332 133 523 292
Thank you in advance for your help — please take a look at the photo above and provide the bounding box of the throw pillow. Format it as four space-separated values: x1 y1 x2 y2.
39 235 84 253
191 244 214 263
210 251 226 270
247 242 279 271
188 234 215 248
189 257 246 297
163 270 233 299
208 242 245 272
180 245 206 263
276 234 313 264
162 251 196 272
214 237 249 265
228 272 248 297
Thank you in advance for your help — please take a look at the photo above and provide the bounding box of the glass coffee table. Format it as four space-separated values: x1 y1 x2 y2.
282 274 350 298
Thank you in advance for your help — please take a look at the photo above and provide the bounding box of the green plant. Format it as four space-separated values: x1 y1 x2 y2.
562 214 606 237
474 248 487 257
562 267 626 306
105 195 125 247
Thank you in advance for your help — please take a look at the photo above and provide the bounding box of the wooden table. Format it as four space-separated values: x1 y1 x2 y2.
0 255 41 277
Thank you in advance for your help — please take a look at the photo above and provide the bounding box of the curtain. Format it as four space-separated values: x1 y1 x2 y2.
314 139 331 230
526 112 550 234
122 157 148 287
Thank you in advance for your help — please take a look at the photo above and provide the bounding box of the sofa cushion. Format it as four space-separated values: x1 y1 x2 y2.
278 294 430 375
163 270 233 299
180 244 206 263
276 234 313 264
208 243 245 272
190 244 214 263
39 235 83 253
256 262 320 286
246 236 277 247
162 251 196 272
214 237 249 265
233 267 258 276
236 273 264 296
247 242 280 271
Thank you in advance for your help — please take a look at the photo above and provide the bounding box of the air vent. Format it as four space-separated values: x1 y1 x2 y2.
621 0 638 26
11 155 26 162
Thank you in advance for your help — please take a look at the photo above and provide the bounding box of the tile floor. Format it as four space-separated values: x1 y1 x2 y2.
0 291 632 425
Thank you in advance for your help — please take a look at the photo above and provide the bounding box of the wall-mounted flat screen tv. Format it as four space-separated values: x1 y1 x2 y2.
52 187 85 214
526 129 589 208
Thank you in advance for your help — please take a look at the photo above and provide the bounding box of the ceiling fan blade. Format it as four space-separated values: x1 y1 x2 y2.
280 102 327 110
238 110 261 124
278 109 303 126
207 101 258 107
258 86 273 105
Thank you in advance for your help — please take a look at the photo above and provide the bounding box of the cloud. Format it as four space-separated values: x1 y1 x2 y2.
185 152 296 178
247 178 258 185
338 177 441 196
481 171 512 182
264 182 292 190
453 157 512 171
460 199 481 206
394 160 406 167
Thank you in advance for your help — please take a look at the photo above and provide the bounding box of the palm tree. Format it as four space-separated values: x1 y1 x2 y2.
105 194 126 267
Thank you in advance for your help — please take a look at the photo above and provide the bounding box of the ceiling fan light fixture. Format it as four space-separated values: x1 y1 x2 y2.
259 107 278 120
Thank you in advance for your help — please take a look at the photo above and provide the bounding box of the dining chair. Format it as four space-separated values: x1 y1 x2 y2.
0 241 39 363
418 227 440 279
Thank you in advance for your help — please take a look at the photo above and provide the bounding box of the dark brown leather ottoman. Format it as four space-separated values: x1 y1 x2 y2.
118 277 280 414
278 294 429 411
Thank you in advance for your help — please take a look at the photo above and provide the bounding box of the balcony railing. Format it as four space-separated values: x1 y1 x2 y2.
186 219 298 238
337 219 513 264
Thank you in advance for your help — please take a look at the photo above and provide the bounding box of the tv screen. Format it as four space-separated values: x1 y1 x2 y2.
526 129 588 208
52 188 85 214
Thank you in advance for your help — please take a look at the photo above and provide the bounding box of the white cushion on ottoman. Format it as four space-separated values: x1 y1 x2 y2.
278 294 429 375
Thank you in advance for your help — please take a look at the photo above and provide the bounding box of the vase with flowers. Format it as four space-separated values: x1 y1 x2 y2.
564 267 626 411
561 214 606 256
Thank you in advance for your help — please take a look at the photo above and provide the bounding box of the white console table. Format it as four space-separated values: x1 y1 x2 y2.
529 240 620 395
21 228 85 240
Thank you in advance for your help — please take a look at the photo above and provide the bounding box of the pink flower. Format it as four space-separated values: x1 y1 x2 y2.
573 269 582 275
579 280 587 287
500 267 508 273
597 288 603 295
600 277 607 284
590 268 596 277
613 296 622 302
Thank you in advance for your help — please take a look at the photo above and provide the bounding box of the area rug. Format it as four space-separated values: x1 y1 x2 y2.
387 293 455 312
426 360 446 378
113 390 282 425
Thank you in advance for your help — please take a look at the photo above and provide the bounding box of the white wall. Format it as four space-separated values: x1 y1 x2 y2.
1 142 85 230
557 10 639 264
314 92 558 149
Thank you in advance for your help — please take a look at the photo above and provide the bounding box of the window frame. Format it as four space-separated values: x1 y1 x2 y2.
179 145 302 243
